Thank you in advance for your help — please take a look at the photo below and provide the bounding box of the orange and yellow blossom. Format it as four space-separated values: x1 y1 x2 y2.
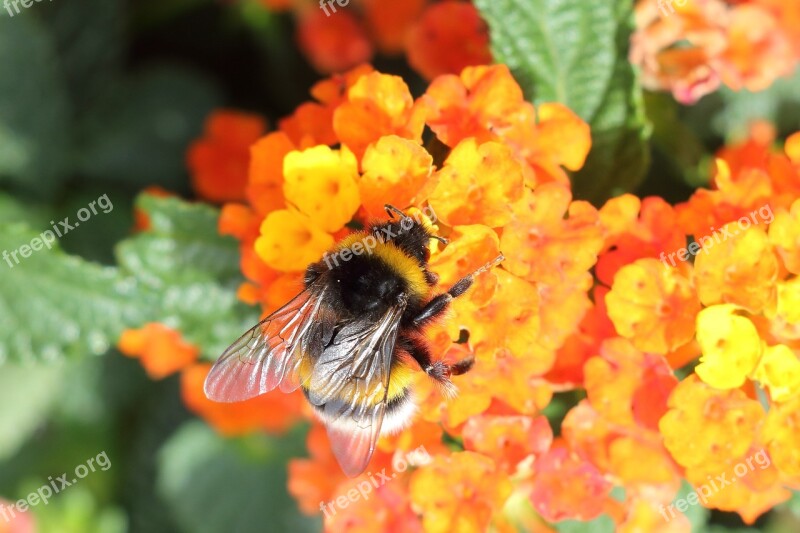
193 63 602 529
135 56 800 530
632 0 798 103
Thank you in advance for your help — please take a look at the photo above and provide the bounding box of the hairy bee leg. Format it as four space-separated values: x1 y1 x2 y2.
411 276 472 327
402 337 457 384
412 254 504 328
449 355 474 375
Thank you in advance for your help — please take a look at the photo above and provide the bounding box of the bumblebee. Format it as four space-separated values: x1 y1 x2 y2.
204 205 503 476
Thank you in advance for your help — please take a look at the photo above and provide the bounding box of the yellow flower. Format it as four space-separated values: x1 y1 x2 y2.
695 304 763 389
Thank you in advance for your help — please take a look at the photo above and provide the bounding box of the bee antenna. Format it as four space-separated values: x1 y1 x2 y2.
472 253 505 277
431 235 448 245
384 204 406 220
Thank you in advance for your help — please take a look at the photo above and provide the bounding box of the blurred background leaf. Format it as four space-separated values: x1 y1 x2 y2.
0 15 71 199
75 67 222 191
0 224 158 363
0 363 62 461
157 422 319 533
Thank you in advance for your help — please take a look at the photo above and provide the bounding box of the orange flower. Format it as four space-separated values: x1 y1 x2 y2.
769 197 800 275
427 139 526 227
333 72 426 160
529 446 613 522
296 8 372 74
546 294 616 389
597 194 687 286
288 423 348 515
181 363 303 436
409 451 512 533
606 258 701 354
362 0 426 54
187 110 266 202
118 323 199 379
422 65 592 182
182 65 800 529
631 0 799 103
504 102 592 185
0 498 35 533
423 64 527 147
406 1 491 80
693 224 778 314
247 132 295 217
717 4 795 93
279 102 337 148
358 135 433 217
660 375 763 472
462 415 552 473
323 476 423 533
501 183 603 288
763 395 800 477
452 268 542 364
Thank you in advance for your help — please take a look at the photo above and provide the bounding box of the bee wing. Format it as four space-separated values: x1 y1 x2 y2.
203 282 329 402
308 302 407 477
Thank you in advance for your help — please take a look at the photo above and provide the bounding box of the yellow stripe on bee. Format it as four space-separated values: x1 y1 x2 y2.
370 242 428 300
386 360 415 402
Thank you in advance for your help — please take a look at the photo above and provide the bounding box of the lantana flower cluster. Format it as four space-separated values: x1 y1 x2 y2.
251 0 491 79
632 0 800 103
120 62 800 531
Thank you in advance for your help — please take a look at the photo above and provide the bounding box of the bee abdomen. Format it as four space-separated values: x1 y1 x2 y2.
303 386 416 436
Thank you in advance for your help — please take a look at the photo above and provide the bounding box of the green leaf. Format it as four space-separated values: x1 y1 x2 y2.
26 485 127 533
571 0 651 202
0 224 157 363
554 514 615 533
0 194 254 363
0 192 51 228
474 0 616 119
119 194 241 283
0 15 71 197
0 362 62 460
671 480 710 531
115 194 258 358
157 421 319 533
474 0 651 204
54 187 134 265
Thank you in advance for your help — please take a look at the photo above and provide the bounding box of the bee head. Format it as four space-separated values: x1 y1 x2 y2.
376 205 445 266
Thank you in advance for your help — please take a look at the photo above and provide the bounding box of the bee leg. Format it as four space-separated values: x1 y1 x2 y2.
404 337 474 393
413 254 505 327
411 275 473 327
